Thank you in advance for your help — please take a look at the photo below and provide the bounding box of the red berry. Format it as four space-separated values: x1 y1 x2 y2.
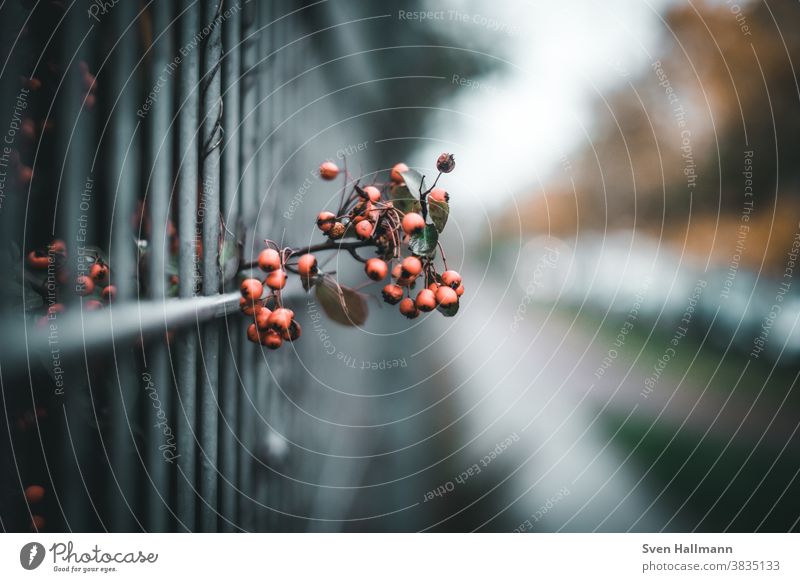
240 278 263 300
265 269 287 290
75 275 94 296
436 153 456 173
48 303 65 316
391 162 409 183
399 297 419 319
441 270 462 289
401 256 423 278
282 321 302 342
84 299 103 311
355 220 373 240
429 187 449 203
455 284 465 297
239 296 262 316
31 515 45 531
25 484 45 504
382 284 404 304
427 282 441 293
317 211 336 233
435 285 458 308
363 185 381 203
26 251 49 269
255 308 273 331
260 329 283 349
415 288 437 312
319 161 339 180
268 308 294 332
246 323 260 343
257 248 281 272
365 258 388 281
100 285 116 303
90 262 108 283
402 212 425 235
297 254 317 277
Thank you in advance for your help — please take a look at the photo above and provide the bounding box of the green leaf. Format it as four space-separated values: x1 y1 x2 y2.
399 168 425 197
314 275 368 326
408 224 438 258
437 300 459 317
389 183 421 215
428 197 449 232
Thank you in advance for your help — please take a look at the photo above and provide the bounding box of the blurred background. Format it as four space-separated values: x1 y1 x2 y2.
0 0 799 532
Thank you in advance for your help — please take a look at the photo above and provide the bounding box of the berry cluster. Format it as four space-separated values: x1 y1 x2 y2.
25 239 116 325
239 152 463 350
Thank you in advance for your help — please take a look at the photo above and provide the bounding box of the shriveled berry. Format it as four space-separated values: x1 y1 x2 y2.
436 152 456 173
246 323 260 343
75 275 94 296
265 269 287 290
25 484 45 504
100 285 116 303
435 285 458 307
240 296 262 316
282 320 302 342
402 212 425 235
365 258 388 281
260 329 283 349
257 248 281 272
317 211 336 233
355 220 373 240
90 262 108 283
297 253 317 277
391 162 409 183
401 256 423 277
441 270 462 289
319 161 339 180
329 222 346 239
382 284 404 304
363 185 381 203
268 308 294 332
429 187 449 203
240 278 263 300
399 297 419 319
415 288 437 312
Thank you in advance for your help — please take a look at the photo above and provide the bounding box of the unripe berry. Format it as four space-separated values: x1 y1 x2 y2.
268 308 294 332
455 284 465 297
399 297 419 319
240 278 263 300
246 323 260 343
329 222 346 239
319 161 339 180
429 187 449 203
297 253 317 277
317 211 336 233
441 270 462 289
382 283 404 304
282 321 302 342
90 262 108 283
75 275 94 296
239 296 262 316
401 256 423 277
436 152 456 173
25 484 45 504
260 329 283 349
100 285 116 303
265 269 287 290
415 288 437 312
363 185 381 203
355 220 373 240
435 285 458 307
365 258 388 281
257 248 281 272
391 162 409 183
402 212 425 235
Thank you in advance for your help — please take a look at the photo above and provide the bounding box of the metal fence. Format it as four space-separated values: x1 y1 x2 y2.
0 0 402 533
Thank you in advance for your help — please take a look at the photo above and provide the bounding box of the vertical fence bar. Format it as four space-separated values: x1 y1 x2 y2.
143 0 175 533
198 0 222 533
175 0 200 532
107 0 142 531
219 0 242 533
